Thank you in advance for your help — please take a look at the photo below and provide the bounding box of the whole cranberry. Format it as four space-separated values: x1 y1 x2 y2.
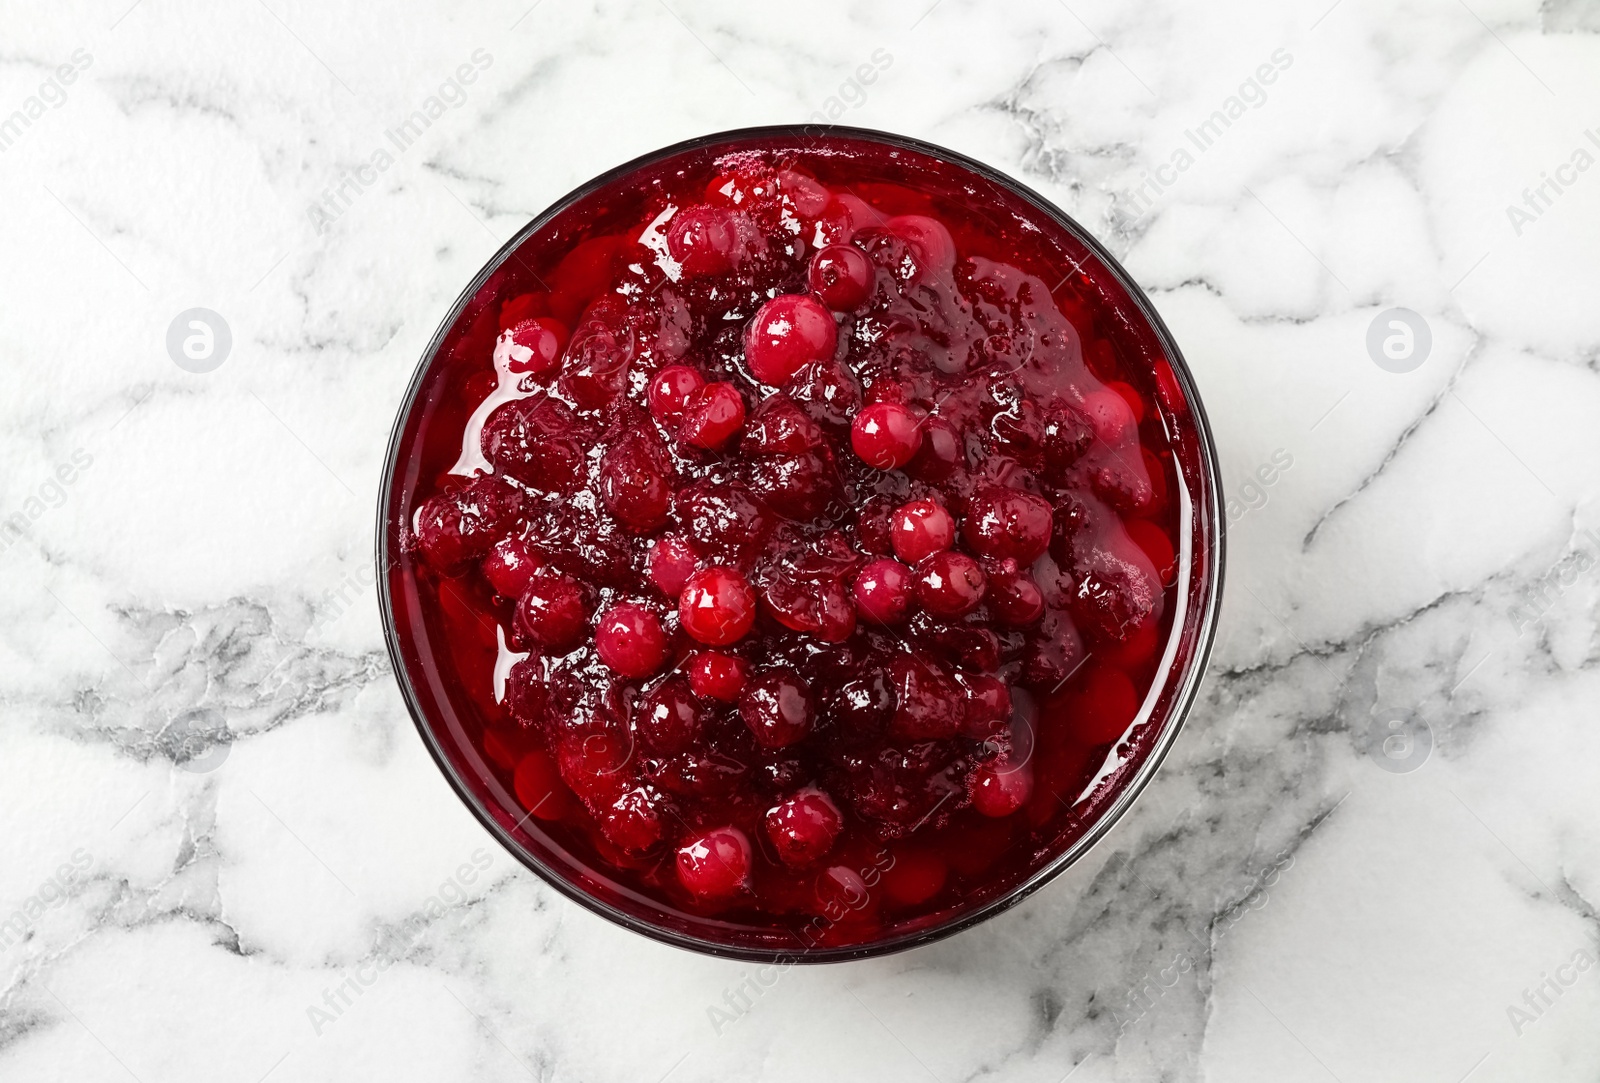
1067 560 1161 644
500 318 566 380
808 244 874 311
855 495 896 555
678 381 747 449
890 498 955 564
746 448 840 522
788 356 862 429
481 534 542 599
915 551 987 617
598 432 673 533
673 479 773 566
554 730 630 808
963 486 1053 564
888 654 961 740
744 294 837 386
603 786 668 852
988 563 1046 625
679 566 758 646
676 827 751 899
648 364 705 427
815 865 873 918
594 603 670 678
969 760 1033 818
906 416 961 481
646 535 698 597
851 402 922 470
481 394 586 493
853 558 914 625
778 169 830 217
739 672 816 749
832 670 894 745
765 789 843 867
666 204 739 277
515 574 590 652
560 311 632 409
513 750 572 821
1042 403 1095 479
1081 387 1136 445
687 651 750 702
740 393 824 455
887 214 956 278
1069 667 1141 744
958 674 1012 739
498 291 544 330
637 675 706 754
413 476 520 570
505 657 548 727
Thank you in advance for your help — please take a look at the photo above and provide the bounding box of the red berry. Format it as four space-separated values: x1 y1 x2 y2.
959 674 1012 739
765 789 843 867
559 303 632 410
988 563 1046 625
963 486 1053 564
513 750 572 820
647 534 698 596
887 214 956 278
678 381 746 449
706 163 777 208
808 244 873 311
906 416 961 481
1068 668 1141 744
413 476 520 570
744 294 837 386
888 654 961 740
1104 620 1161 669
815 865 873 919
602 786 667 852
678 566 757 646
777 169 830 217
740 393 823 455
1107 380 1146 423
481 394 587 494
598 432 673 533
501 318 567 380
970 760 1033 817
687 651 749 701
676 827 751 899
637 675 706 754
851 402 922 470
498 291 546 330
1081 387 1135 445
481 534 542 599
890 498 955 564
1126 518 1177 585
915 551 987 616
738 671 815 748
594 603 670 678
515 574 589 652
853 558 913 625
649 364 705 426
666 205 739 278
505 658 547 726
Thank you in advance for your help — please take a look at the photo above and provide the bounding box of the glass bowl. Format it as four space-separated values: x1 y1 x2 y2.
377 125 1224 963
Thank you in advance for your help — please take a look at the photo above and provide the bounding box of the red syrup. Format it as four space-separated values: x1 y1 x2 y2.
383 131 1219 957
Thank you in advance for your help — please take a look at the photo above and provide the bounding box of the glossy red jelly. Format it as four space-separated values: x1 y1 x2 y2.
381 128 1222 961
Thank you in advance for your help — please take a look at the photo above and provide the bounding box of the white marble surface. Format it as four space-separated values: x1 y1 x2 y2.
4 0 1600 1079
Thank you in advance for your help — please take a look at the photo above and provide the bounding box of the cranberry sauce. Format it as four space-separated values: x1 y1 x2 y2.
385 132 1214 954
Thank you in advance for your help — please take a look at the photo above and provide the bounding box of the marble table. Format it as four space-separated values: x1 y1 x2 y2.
4 1 1599 1079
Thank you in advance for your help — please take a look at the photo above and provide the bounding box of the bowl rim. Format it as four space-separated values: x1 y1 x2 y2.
375 123 1226 964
